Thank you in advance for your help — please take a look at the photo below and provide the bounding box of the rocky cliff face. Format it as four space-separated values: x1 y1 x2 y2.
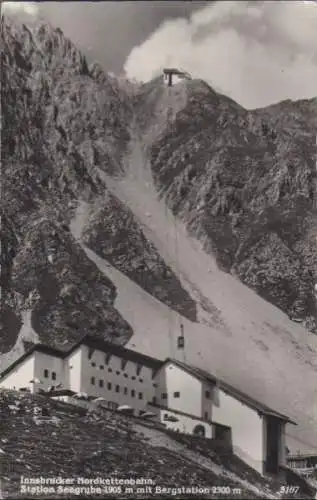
1 15 316 375
81 193 197 320
147 81 317 332
0 19 196 365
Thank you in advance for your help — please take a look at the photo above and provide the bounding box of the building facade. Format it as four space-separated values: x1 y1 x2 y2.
153 359 215 419
0 345 66 394
0 335 295 477
212 384 293 475
287 454 317 476
148 404 214 438
75 341 159 414
0 352 36 392
152 358 294 475
0 337 161 415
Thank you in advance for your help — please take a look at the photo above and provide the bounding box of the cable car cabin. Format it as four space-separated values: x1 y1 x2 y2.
177 324 185 349
163 68 191 87
177 336 185 349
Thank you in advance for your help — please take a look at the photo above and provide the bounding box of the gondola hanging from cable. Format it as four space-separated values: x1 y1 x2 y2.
177 323 185 350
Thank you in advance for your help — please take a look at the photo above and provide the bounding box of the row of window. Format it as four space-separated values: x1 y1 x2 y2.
288 461 308 469
160 410 208 421
90 378 143 399
90 363 145 382
43 370 56 380
162 389 210 399
161 392 179 399
159 391 211 399
88 353 141 373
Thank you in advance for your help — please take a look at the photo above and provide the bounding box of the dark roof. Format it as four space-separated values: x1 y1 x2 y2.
158 359 296 425
217 378 296 425
0 335 163 380
67 335 163 370
163 68 186 75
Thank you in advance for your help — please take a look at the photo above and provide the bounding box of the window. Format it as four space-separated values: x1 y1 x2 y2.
107 382 112 390
44 369 49 378
91 377 95 385
108 368 112 373
153 383 158 388
99 365 104 370
163 413 169 420
138 392 143 400
152 396 157 404
204 411 208 420
116 371 120 375
52 372 56 381
131 390 135 398
124 387 128 395
91 362 96 367
99 380 104 388
115 385 120 393
124 374 128 378
161 393 167 400
131 376 136 380
139 379 143 383
205 390 211 399
173 391 180 398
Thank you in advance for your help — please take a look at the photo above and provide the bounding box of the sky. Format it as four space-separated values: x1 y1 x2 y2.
2 1 317 109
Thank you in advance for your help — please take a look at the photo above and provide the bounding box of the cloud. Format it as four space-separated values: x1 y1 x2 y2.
2 1 39 16
25 2 208 77
123 1 317 108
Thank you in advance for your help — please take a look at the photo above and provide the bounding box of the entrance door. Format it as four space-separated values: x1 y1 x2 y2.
265 417 281 474
214 425 232 448
193 424 206 438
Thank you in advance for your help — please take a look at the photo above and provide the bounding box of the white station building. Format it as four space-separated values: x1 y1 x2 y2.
0 334 295 476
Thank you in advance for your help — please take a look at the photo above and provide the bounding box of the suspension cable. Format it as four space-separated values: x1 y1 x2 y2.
285 433 317 453
167 80 187 364
165 83 175 359
173 208 186 363
165 197 174 359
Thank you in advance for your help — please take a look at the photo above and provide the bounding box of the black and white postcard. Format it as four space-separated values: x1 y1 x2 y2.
1 1 317 499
